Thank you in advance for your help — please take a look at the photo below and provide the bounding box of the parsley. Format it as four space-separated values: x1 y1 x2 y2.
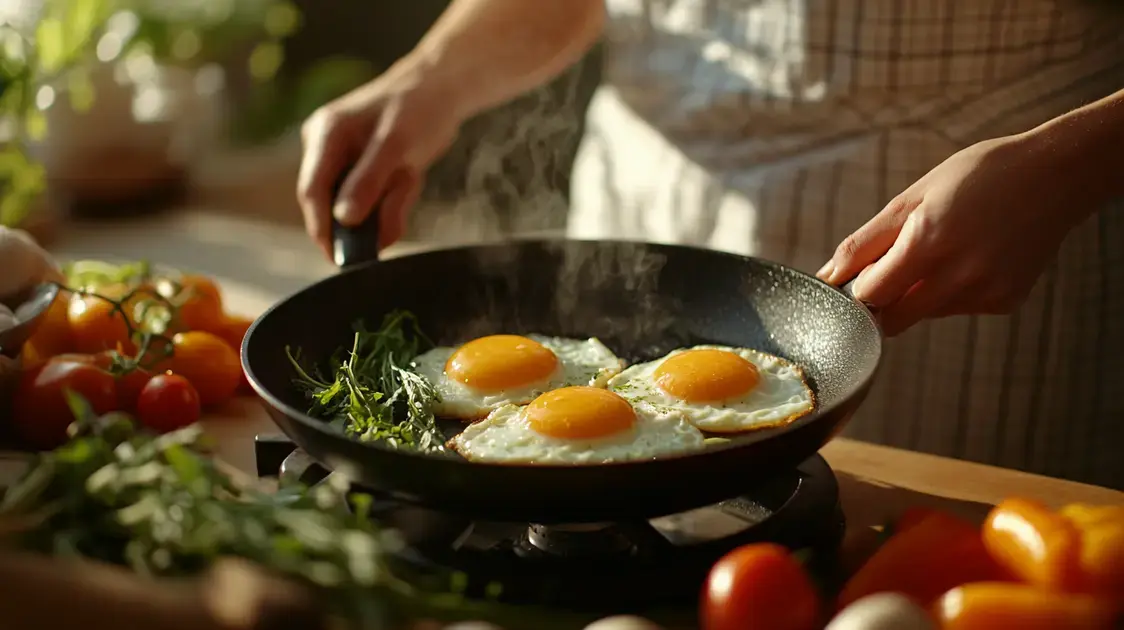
0 393 392 596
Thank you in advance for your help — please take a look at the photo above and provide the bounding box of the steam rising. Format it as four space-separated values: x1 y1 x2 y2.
408 59 589 242
428 241 693 363
547 241 691 358
402 50 688 357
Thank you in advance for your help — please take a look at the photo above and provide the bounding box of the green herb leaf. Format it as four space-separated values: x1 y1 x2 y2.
287 310 445 453
0 408 388 604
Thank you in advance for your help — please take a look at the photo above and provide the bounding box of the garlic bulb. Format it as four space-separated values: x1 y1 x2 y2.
583 616 664 630
0 303 16 332
0 226 61 302
825 593 936 630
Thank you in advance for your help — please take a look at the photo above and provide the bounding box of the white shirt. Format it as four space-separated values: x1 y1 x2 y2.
568 0 1124 487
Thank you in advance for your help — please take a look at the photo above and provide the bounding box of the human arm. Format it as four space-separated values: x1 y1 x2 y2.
1023 88 1124 211
410 0 606 119
296 0 606 258
817 88 1124 335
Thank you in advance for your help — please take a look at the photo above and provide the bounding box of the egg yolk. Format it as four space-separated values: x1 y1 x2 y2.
653 349 760 402
525 386 636 439
445 334 559 393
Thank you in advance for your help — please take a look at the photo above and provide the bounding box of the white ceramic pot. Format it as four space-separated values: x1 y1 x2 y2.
33 59 226 204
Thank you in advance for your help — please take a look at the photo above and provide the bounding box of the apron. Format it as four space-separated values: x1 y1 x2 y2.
569 0 1124 488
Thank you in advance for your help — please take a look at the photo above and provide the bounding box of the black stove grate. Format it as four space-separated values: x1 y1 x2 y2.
254 434 845 611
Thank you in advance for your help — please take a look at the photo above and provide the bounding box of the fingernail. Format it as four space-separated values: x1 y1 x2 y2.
851 279 866 301
332 201 353 224
816 260 836 282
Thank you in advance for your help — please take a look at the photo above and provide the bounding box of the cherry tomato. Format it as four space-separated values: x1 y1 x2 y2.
19 341 45 369
12 359 117 449
136 373 201 433
217 314 253 351
25 290 73 357
67 293 134 354
701 543 821 630
44 353 100 366
157 331 241 408
160 274 224 333
47 351 153 411
217 315 254 392
98 355 153 412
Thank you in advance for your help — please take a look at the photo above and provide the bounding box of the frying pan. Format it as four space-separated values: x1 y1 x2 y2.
244 214 882 524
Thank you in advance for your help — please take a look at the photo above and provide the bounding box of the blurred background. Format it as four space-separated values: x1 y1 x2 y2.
0 0 602 244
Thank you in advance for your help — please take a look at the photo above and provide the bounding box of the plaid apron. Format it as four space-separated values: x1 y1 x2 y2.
569 0 1124 488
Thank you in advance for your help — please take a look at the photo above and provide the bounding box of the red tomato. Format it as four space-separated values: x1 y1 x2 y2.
157 331 241 408
701 543 821 630
49 351 153 411
111 364 153 411
136 374 201 433
12 360 117 449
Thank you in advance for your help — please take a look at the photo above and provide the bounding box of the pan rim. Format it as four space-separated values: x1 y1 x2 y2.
243 237 882 471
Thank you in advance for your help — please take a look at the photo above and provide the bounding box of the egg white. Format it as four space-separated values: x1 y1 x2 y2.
412 335 625 420
607 345 815 434
450 401 706 464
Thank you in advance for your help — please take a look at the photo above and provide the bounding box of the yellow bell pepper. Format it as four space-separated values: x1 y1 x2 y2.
934 582 1120 630
982 498 1124 598
1059 503 1124 598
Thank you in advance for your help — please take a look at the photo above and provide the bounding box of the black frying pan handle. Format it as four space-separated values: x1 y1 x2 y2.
331 173 381 268
332 215 381 268
840 277 882 320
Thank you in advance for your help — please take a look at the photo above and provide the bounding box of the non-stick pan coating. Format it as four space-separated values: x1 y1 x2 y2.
244 239 881 523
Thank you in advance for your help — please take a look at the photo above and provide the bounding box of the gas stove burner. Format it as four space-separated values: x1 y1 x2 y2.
524 522 632 557
254 435 845 610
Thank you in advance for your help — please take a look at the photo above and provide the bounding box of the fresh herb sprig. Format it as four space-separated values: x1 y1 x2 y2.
0 397 674 630
0 393 394 591
286 311 445 453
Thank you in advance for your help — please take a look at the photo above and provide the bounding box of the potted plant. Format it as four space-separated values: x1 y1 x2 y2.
0 0 300 237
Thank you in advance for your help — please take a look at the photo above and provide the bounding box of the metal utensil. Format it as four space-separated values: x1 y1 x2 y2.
0 283 60 358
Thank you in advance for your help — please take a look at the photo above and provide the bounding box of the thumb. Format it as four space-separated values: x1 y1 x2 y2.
818 194 919 285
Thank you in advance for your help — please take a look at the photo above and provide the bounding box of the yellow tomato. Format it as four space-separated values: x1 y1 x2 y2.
160 274 224 334
157 331 241 408
216 315 254 392
217 314 253 351
67 293 135 355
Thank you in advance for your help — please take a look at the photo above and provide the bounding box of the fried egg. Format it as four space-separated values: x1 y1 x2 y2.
450 386 706 464
607 345 815 433
412 334 625 420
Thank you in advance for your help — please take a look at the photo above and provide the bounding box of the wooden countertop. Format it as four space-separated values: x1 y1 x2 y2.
47 209 1124 531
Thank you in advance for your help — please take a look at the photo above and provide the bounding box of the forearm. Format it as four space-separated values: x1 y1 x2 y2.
405 0 605 120
1020 88 1124 215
